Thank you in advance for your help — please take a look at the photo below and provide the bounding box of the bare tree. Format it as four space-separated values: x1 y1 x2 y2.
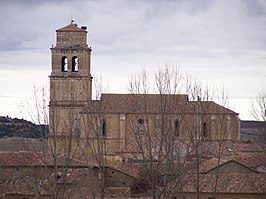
127 64 237 199
13 74 115 199
19 84 49 126
184 80 239 199
251 90 266 121
80 74 112 199
127 66 197 199
14 84 93 198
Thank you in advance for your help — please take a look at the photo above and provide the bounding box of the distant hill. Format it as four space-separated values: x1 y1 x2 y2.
240 120 266 143
0 116 48 138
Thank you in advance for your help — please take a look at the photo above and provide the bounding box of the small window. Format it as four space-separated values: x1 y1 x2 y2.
174 120 179 137
73 117 80 130
73 117 81 140
72 56 78 72
102 119 107 137
138 118 144 125
61 56 68 72
203 122 207 137
15 167 21 178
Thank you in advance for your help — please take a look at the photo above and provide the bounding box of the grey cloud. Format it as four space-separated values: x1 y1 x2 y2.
244 0 266 17
0 0 266 69
0 0 265 121
0 0 72 6
87 0 266 56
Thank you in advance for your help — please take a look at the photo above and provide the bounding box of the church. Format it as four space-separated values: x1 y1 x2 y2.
2 22 266 199
49 22 240 155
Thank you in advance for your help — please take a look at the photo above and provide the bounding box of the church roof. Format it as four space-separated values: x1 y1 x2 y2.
83 93 238 115
56 23 86 32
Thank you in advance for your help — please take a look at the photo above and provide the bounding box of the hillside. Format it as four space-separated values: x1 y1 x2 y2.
0 116 48 138
240 120 266 143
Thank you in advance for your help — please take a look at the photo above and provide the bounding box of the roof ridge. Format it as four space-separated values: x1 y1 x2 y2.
56 23 86 32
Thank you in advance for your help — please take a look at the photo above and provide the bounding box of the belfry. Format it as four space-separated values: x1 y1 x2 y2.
49 22 92 151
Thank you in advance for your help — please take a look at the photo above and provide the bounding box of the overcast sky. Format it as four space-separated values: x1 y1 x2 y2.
0 0 266 121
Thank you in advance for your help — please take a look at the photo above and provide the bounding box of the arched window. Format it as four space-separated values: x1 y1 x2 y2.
102 119 107 137
203 122 207 138
73 117 81 141
174 120 179 137
61 56 68 72
72 56 78 72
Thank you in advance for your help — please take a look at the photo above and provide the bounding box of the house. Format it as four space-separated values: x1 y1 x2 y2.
0 152 143 198
199 159 259 174
178 173 266 199
170 158 266 199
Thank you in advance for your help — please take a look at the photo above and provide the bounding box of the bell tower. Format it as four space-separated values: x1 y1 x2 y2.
49 22 92 152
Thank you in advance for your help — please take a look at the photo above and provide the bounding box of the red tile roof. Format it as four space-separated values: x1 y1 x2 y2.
107 160 141 179
83 93 237 115
44 154 89 167
0 152 88 167
56 24 86 32
196 141 266 158
199 158 229 173
183 173 266 193
231 152 266 168
0 152 47 167
201 159 259 174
